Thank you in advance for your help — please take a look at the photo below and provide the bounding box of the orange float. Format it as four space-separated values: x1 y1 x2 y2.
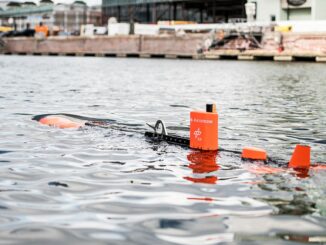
241 147 267 161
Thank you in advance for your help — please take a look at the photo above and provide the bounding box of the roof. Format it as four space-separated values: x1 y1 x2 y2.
0 5 54 17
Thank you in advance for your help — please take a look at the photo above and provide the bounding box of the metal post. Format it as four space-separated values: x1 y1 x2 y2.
83 4 86 25
182 2 185 20
76 11 79 33
64 10 67 33
152 3 157 23
213 0 216 23
168 3 171 21
14 18 18 31
173 2 177 20
146 4 150 23
117 6 121 22
129 5 134 34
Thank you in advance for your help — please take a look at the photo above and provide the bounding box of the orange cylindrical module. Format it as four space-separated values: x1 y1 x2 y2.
190 104 218 151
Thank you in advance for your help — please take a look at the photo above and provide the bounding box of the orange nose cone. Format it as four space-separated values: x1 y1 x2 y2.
39 116 83 129
241 147 267 161
288 145 311 169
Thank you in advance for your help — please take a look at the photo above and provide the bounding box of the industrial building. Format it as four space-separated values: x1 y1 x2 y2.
253 0 326 21
0 0 102 34
102 0 247 24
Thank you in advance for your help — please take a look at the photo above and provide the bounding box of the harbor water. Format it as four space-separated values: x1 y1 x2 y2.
0 56 326 244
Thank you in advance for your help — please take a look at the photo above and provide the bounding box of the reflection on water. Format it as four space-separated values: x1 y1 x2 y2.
0 55 325 244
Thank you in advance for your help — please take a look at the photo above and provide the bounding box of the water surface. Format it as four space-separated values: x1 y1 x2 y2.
0 56 326 244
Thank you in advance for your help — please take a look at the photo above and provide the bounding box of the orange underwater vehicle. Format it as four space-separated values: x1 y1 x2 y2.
34 104 326 176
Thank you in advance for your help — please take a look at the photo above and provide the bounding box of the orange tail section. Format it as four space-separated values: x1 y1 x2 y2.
288 145 311 169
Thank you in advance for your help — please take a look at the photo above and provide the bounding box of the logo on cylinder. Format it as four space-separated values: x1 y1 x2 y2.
194 128 202 139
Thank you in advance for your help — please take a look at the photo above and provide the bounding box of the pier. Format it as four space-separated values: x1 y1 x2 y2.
1 33 326 62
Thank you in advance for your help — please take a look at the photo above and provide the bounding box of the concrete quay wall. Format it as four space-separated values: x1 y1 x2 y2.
263 33 326 53
2 35 204 56
205 32 326 62
2 33 326 62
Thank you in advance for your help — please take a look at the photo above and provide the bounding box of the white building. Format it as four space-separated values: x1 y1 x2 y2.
252 0 326 21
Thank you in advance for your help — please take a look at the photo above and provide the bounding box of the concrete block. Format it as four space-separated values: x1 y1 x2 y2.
204 54 220 60
192 54 203 60
238 55 254 60
139 53 151 58
117 53 127 57
274 56 293 62
316 56 326 62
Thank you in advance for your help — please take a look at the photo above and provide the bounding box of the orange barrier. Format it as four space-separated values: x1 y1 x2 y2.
35 25 49 37
288 145 311 169
241 147 267 161
190 104 218 151
39 116 84 129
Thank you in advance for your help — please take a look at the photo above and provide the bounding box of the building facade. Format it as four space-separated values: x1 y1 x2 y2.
0 1 102 34
102 0 247 24
252 0 326 21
